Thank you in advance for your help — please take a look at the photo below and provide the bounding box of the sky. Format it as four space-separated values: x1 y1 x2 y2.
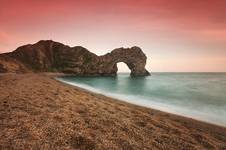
0 0 226 72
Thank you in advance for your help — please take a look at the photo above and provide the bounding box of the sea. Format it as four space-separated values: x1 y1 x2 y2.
57 73 226 127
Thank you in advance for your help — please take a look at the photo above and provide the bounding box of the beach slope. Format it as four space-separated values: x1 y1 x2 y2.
0 73 226 149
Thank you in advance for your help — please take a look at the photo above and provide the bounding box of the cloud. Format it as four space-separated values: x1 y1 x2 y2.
0 31 11 50
0 0 226 71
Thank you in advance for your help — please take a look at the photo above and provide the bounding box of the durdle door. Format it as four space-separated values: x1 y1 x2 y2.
0 40 150 76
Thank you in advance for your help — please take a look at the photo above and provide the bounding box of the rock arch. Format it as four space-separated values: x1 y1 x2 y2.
0 40 150 76
116 62 131 73
99 46 150 76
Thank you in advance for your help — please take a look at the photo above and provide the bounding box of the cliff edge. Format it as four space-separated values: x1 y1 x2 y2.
0 40 150 76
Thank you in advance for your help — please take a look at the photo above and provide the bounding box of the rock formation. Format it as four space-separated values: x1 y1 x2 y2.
0 40 150 76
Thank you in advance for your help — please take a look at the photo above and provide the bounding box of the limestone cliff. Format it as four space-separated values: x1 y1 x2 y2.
0 40 150 76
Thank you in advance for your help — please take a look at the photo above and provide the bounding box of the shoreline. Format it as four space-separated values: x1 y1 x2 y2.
56 75 226 128
0 73 226 149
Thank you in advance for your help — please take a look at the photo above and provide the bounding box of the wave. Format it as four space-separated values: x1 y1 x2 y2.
56 77 226 127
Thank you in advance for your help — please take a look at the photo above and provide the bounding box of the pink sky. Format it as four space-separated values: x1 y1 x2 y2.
0 0 226 72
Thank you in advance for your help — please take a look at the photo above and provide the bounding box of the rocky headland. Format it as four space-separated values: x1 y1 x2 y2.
1 41 226 149
0 40 150 76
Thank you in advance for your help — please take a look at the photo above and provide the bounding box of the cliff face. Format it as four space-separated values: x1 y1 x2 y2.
0 40 150 76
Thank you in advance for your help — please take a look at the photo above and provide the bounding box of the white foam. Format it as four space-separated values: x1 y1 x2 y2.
56 77 226 127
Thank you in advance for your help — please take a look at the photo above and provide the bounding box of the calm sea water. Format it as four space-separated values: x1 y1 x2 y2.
57 73 226 127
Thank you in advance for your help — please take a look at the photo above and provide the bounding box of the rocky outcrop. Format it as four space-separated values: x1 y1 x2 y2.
0 54 29 73
98 47 150 76
0 40 150 76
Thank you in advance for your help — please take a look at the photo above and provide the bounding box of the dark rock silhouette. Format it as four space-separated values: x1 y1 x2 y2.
0 40 150 76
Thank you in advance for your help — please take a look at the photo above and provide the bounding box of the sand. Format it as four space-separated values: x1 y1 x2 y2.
0 73 226 149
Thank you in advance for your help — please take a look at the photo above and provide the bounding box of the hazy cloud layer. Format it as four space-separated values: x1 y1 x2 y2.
1 0 226 71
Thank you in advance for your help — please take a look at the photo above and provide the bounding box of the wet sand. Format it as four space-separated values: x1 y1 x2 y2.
0 73 226 149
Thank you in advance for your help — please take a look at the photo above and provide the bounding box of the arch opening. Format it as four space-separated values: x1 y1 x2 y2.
116 62 131 73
